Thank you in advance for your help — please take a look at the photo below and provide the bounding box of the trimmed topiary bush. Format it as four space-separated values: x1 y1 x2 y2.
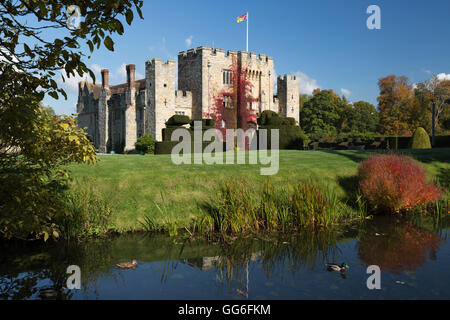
189 118 216 129
358 154 441 213
411 127 431 149
259 110 279 125
135 134 157 154
166 115 190 126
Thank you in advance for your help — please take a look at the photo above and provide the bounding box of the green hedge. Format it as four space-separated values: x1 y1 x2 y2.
259 125 305 150
434 135 450 148
155 140 220 155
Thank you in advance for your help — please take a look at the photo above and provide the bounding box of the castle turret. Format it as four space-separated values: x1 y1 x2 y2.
277 75 300 123
97 69 111 153
146 59 176 141
124 64 137 151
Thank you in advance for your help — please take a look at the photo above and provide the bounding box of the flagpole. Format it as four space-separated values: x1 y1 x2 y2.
246 12 249 52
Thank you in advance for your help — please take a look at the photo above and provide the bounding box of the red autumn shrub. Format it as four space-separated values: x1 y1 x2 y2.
358 154 441 213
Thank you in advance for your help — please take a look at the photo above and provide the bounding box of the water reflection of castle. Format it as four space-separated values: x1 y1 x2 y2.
182 252 261 271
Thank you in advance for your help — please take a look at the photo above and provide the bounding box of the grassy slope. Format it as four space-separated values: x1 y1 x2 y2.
66 149 450 232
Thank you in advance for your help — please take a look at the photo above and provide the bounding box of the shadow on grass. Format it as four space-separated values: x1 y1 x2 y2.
336 175 361 210
437 168 450 191
319 150 370 163
318 148 450 165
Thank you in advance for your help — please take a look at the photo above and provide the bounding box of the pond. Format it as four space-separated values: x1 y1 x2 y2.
1 215 449 300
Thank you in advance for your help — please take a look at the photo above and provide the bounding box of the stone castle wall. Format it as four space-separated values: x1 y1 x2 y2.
146 59 177 141
178 46 275 119
77 46 300 152
277 75 300 123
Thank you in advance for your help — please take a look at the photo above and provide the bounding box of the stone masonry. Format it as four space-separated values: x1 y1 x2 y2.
77 46 300 152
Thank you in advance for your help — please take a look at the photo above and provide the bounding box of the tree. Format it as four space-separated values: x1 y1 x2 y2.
0 1 144 240
344 101 379 134
0 1 143 99
411 83 433 134
0 105 97 240
300 89 345 136
377 75 415 136
135 134 156 154
298 94 310 123
423 76 450 143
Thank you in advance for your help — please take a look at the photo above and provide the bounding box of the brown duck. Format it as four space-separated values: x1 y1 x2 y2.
116 259 138 270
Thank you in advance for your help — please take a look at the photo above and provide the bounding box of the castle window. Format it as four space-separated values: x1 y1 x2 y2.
175 111 185 115
223 70 232 85
164 84 167 87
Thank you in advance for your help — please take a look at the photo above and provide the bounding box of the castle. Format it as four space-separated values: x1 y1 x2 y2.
77 46 300 153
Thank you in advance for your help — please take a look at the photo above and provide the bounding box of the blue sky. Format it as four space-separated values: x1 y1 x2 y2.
45 0 450 115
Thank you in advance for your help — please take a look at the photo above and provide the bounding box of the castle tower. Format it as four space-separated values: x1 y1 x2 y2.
277 75 300 123
178 47 274 120
124 64 137 151
97 69 110 153
146 59 176 141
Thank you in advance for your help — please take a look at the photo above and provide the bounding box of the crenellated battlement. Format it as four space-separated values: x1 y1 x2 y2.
238 51 273 64
178 46 272 63
175 90 192 98
278 74 298 82
146 58 175 72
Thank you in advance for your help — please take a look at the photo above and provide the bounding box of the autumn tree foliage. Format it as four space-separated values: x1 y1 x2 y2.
377 75 415 135
358 154 441 213
204 56 257 141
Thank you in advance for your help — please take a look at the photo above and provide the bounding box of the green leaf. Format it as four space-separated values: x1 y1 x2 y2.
48 91 59 100
104 36 114 51
126 10 134 25
87 40 94 53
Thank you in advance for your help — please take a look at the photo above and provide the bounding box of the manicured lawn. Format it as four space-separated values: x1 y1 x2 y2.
66 149 450 232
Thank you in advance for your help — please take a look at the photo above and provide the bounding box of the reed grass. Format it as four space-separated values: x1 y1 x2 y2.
201 178 359 237
59 183 114 239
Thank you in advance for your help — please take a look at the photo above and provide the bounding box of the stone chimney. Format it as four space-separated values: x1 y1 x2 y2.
101 69 109 88
126 64 135 89
78 80 86 96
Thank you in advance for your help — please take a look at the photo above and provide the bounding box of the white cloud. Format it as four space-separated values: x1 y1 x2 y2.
437 73 450 81
293 71 321 95
57 69 90 94
116 63 128 81
91 64 102 74
185 35 193 47
341 88 351 97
